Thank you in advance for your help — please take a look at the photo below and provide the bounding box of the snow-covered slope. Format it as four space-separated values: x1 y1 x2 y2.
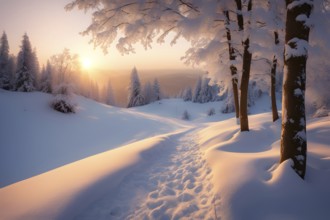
0 90 329 220
0 90 183 187
199 114 330 220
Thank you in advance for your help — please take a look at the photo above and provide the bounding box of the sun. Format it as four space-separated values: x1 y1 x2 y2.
81 57 92 70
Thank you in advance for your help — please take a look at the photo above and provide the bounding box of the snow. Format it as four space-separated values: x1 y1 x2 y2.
287 0 314 10
0 90 181 187
284 38 309 60
1 90 330 220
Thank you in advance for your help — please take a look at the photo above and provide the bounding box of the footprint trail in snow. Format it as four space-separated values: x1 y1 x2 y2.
76 131 220 220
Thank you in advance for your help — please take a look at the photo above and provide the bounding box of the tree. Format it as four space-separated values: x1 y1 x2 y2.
271 31 280 122
127 67 145 108
280 0 313 179
236 0 253 132
105 79 116 106
199 77 213 103
50 49 80 113
182 87 192 102
0 32 11 90
153 78 161 101
50 48 80 86
39 60 53 93
15 33 38 92
65 0 254 130
223 9 240 119
193 76 202 103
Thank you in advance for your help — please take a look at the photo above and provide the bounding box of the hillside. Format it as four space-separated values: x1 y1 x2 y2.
0 90 329 220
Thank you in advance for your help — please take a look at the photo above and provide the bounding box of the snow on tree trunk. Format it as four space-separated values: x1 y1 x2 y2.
224 10 240 119
280 0 313 179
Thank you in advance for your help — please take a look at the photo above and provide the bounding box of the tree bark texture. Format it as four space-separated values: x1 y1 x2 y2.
271 31 279 122
280 0 313 179
236 0 252 132
240 37 252 131
224 10 240 119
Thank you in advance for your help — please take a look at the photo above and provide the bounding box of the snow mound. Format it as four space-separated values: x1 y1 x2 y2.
199 113 330 220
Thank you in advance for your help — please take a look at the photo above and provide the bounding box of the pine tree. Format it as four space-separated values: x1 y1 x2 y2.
193 76 202 103
127 67 145 108
15 33 37 92
0 32 11 90
39 60 53 93
199 77 212 103
182 87 192 102
153 78 161 101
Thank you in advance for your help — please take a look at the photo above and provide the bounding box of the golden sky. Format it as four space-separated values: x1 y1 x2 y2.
0 0 191 70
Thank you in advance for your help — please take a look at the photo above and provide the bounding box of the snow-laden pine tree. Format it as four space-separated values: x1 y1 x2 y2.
193 77 202 103
39 60 53 93
0 31 11 90
127 67 145 108
182 87 192 102
199 77 212 103
153 78 161 101
280 0 313 179
15 33 38 92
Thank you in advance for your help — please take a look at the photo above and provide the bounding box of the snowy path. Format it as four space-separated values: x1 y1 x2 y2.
75 130 220 220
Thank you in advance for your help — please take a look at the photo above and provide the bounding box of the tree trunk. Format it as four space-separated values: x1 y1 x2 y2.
224 10 240 119
280 0 313 179
271 31 279 122
240 37 252 131
236 0 252 132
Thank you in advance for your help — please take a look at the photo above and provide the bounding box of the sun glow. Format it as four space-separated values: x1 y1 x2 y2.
81 57 92 69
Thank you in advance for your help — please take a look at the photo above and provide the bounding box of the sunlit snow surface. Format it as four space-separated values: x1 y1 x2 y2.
0 90 329 220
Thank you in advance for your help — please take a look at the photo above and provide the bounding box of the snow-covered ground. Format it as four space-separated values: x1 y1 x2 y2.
0 90 329 220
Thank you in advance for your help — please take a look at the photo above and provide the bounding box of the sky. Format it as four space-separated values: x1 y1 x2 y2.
0 0 191 71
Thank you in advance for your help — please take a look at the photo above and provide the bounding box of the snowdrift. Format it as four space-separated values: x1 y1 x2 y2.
0 90 182 187
0 133 182 220
199 113 330 220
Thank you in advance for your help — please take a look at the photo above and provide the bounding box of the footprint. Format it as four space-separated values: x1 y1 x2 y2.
149 191 158 199
178 192 194 202
147 200 164 209
194 185 203 193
